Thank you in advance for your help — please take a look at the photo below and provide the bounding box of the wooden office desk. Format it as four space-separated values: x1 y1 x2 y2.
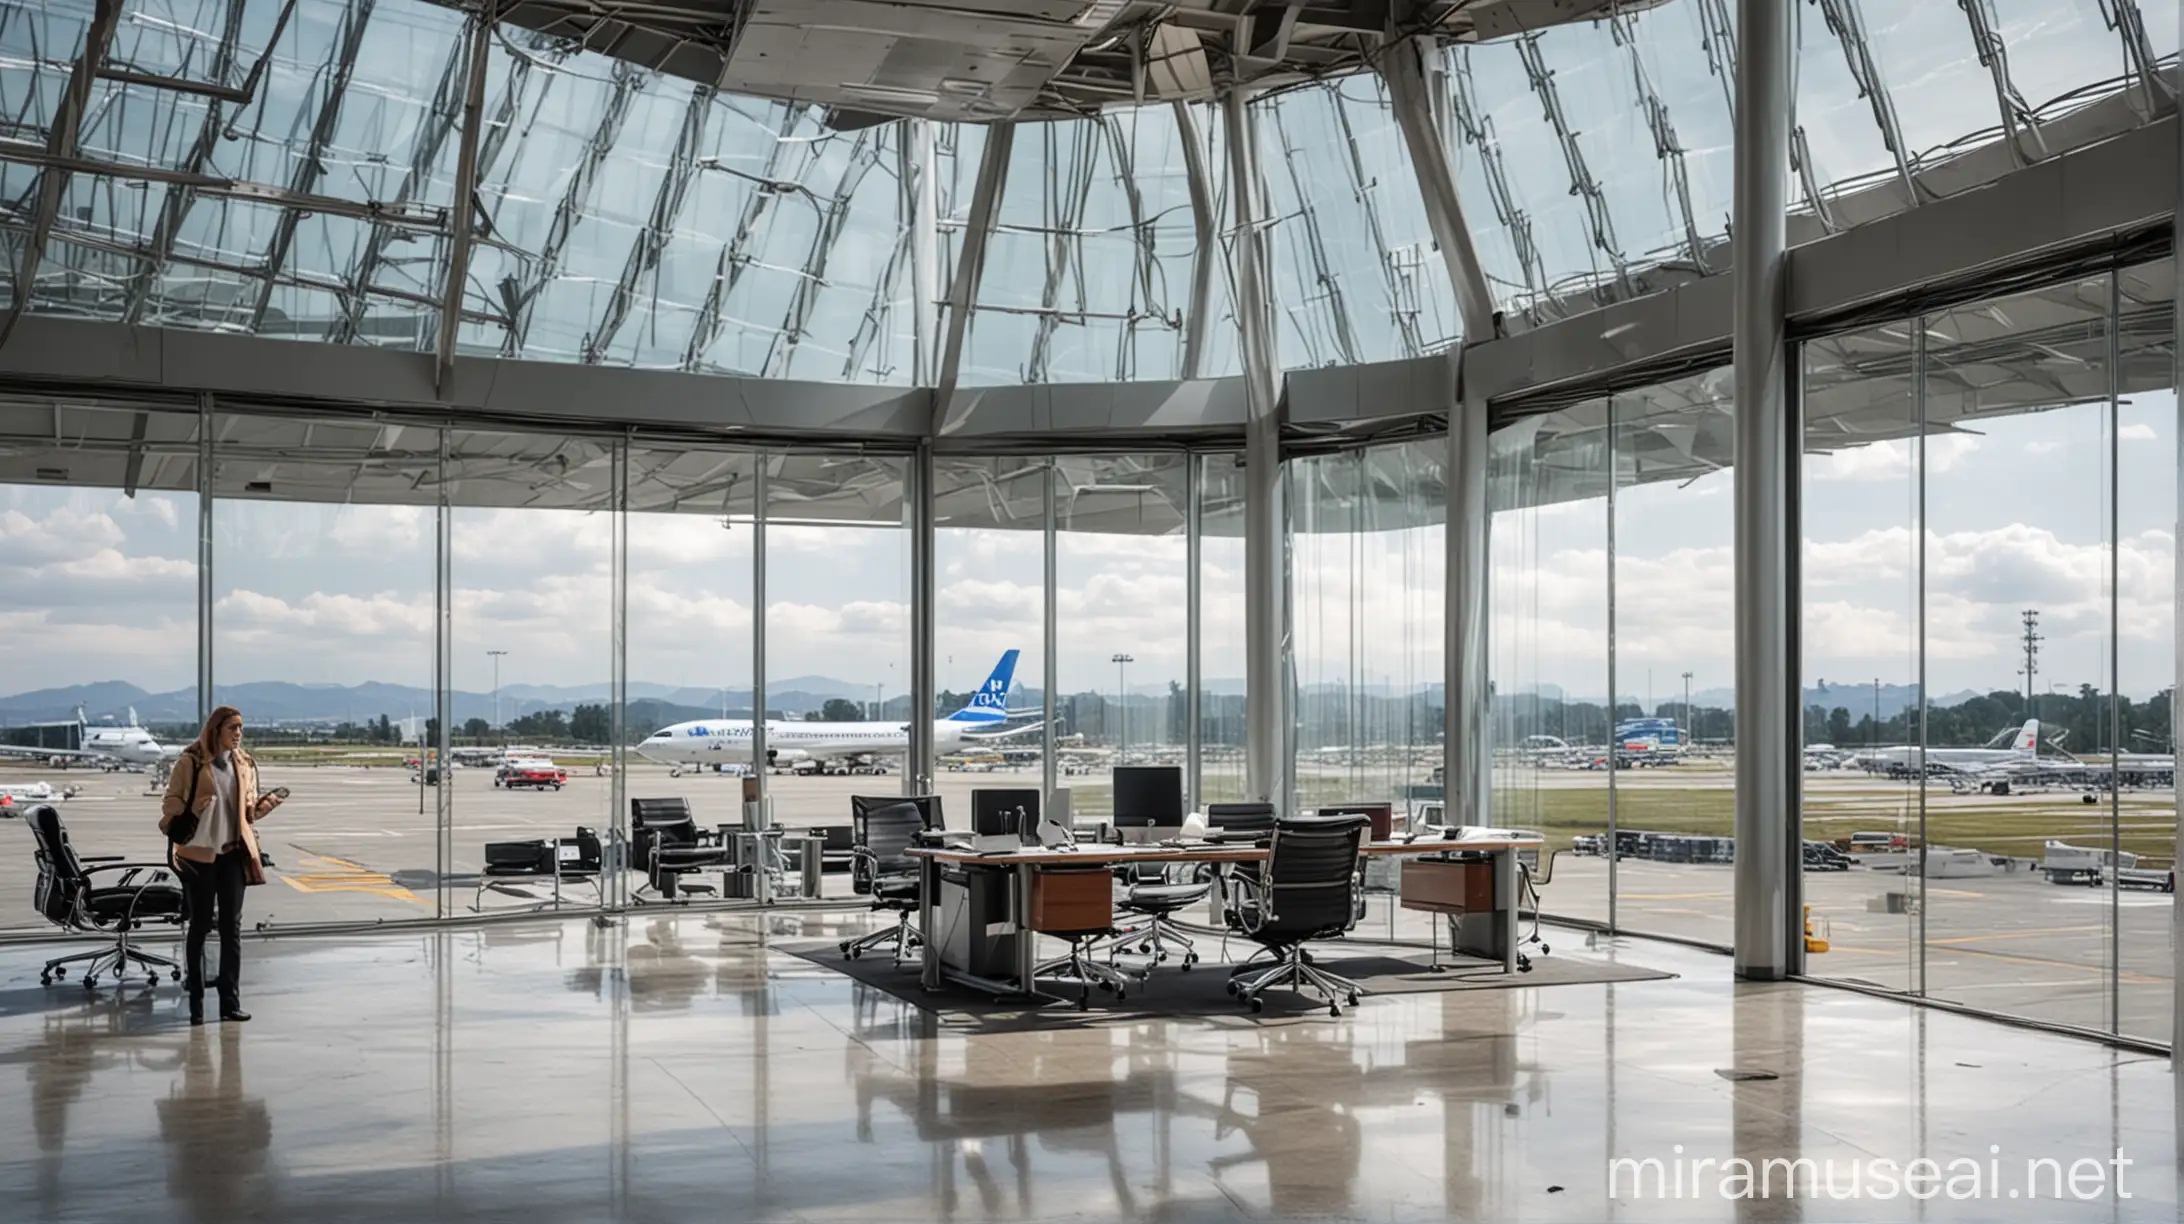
908 837 1541 1000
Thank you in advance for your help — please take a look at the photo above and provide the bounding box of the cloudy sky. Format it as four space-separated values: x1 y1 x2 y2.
1494 392 2178 706
4 390 2169 713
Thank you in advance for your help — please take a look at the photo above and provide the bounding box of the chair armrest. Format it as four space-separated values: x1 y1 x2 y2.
81 862 176 876
79 854 125 863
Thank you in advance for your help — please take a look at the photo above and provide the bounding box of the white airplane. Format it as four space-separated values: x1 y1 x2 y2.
0 707 182 770
637 650 1037 776
1858 720 2040 774
0 780 77 804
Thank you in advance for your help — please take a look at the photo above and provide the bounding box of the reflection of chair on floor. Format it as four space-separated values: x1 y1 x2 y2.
839 797 935 962
29 804 185 989
473 827 602 911
1226 814 1368 1016
631 798 731 902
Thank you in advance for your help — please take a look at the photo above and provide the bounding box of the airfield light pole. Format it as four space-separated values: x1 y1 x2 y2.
1681 671 1693 743
1112 653 1134 763
487 650 509 745
2018 609 2042 721
1872 678 1881 754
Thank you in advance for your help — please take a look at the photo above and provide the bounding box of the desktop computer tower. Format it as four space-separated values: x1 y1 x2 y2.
935 863 1020 979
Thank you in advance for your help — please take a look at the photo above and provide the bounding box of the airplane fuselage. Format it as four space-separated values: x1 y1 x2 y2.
83 726 180 766
637 718 981 767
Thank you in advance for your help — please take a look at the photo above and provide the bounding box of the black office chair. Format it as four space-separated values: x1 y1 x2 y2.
1224 814 1369 1016
1200 801 1278 909
28 804 186 989
473 827 603 912
1108 867 1210 970
630 798 731 902
1032 867 1138 1009
840 799 933 962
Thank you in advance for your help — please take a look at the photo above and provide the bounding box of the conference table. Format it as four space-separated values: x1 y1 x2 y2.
907 834 1543 1002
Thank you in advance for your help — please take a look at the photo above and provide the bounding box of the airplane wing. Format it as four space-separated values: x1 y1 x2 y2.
0 743 110 763
962 721 1044 741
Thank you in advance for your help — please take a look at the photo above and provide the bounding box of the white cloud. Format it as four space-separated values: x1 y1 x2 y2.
2119 423 2158 442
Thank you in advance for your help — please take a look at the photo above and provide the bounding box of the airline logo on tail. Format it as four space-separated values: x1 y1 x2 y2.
945 650 1020 724
2013 720 2040 753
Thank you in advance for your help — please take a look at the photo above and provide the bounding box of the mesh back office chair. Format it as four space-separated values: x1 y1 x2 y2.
1200 801 1277 910
29 804 185 988
630 798 731 901
1224 814 1369 1016
839 798 936 962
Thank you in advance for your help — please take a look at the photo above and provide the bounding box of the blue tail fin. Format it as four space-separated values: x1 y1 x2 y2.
946 650 1020 723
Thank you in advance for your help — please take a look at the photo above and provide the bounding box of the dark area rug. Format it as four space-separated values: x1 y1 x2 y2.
778 937 1675 1025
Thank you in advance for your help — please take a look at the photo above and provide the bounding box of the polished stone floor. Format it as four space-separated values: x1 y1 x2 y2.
0 910 2176 1223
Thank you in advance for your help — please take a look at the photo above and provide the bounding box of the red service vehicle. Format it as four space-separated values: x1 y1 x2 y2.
495 758 567 791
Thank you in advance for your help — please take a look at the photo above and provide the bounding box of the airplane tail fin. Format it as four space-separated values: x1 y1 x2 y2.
2014 719 2039 753
945 650 1020 724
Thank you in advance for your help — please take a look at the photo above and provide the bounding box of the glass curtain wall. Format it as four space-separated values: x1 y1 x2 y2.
0 403 201 931
1488 404 1611 928
445 429 617 916
1052 455 1190 821
1797 264 2176 1042
209 411 440 925
1289 439 1446 817
760 452 912 834
1198 454 1248 804
933 456 1047 823
1486 367 1734 946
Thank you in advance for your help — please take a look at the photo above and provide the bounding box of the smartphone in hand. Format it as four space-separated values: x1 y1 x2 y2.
256 786 290 815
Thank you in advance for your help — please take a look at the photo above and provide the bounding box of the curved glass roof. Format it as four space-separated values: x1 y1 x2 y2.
0 0 2173 388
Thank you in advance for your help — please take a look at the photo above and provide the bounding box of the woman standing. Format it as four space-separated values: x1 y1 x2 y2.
159 706 284 1025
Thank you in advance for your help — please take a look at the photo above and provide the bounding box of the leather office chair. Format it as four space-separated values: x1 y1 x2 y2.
1030 866 1137 1009
1224 814 1369 1016
473 827 603 912
1109 868 1210 969
839 799 931 962
1201 801 1277 910
29 804 185 989
630 798 731 902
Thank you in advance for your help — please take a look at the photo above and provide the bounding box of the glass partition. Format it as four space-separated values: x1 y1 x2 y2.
209 411 440 925
0 403 201 931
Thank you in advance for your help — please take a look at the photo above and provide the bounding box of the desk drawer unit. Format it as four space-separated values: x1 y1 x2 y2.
1399 857 1495 914
1027 868 1114 933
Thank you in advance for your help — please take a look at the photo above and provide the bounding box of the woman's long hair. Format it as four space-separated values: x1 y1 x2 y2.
195 705 242 758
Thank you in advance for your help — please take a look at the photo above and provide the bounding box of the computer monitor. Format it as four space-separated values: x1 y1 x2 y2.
971 788 1041 850
1318 803 1394 841
1111 766 1184 829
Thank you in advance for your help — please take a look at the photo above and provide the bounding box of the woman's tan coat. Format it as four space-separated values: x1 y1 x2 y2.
158 744 268 886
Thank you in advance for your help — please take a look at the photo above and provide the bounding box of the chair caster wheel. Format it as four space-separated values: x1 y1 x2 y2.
1114 989 1126 1002
1180 955 1195 971
1248 998 1263 1014
1224 980 1239 996
1346 992 1360 1006
1540 944 1550 956
53 968 66 978
1075 999 1089 1012
1329 1005 1341 1018
40 975 51 986
147 977 158 987
170 971 180 981
83 977 96 990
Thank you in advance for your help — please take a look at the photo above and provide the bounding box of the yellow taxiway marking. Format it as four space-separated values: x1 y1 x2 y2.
279 853 427 905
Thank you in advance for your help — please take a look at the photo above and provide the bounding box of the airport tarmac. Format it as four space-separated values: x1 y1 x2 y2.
1 760 2171 1043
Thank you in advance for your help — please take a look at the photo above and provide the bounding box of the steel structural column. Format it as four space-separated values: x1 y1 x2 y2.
908 441 937 794
1382 33 1497 341
911 120 940 387
1042 464 1058 806
1445 397 1490 828
436 4 492 390
434 429 453 918
1222 89 1287 811
752 456 768 812
2171 47 2183 1148
608 438 630 911
933 124 1014 420
196 394 214 724
1186 455 1203 810
1172 101 1216 379
1732 0 1800 980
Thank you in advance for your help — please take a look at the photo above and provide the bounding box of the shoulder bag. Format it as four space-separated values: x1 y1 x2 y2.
164 757 204 846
